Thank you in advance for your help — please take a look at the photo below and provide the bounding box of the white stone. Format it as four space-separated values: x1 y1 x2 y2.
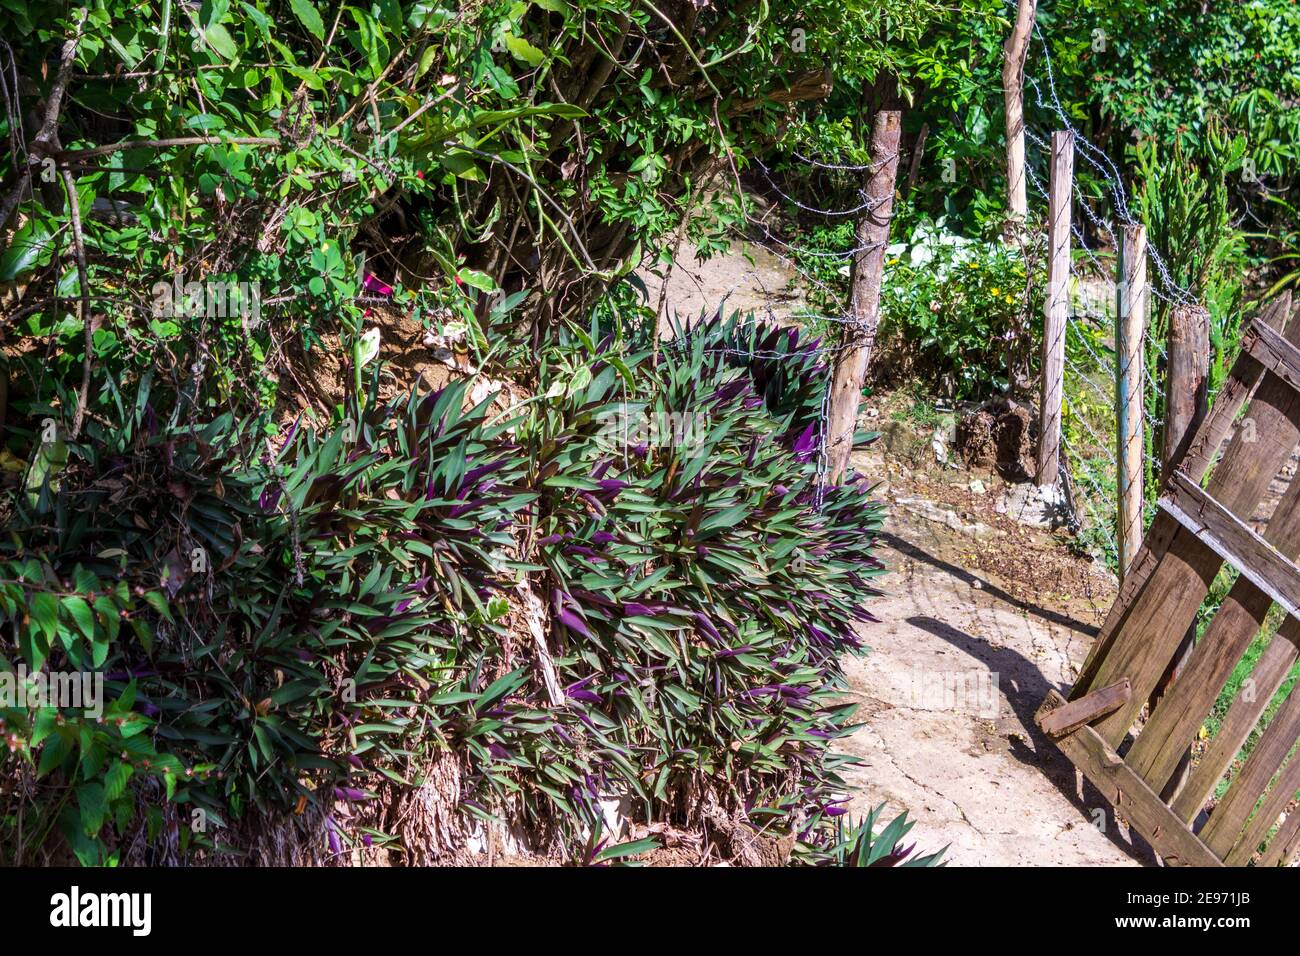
995 482 1070 529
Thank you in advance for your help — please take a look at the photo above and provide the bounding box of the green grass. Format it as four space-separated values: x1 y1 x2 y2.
890 387 945 430
1201 593 1300 801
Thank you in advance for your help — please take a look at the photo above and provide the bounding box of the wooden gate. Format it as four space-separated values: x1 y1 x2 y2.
1037 296 1300 866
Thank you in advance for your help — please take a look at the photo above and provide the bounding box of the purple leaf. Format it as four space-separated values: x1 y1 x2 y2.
556 607 593 638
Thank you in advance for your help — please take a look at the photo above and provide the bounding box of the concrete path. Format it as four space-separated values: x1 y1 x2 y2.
837 501 1155 865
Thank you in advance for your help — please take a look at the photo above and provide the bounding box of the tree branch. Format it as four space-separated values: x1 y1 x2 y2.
56 135 279 162
60 167 92 438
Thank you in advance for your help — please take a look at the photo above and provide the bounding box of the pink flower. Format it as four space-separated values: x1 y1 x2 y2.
362 273 393 297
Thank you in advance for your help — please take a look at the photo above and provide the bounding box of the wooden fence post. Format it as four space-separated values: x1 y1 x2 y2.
1035 130 1073 487
1117 224 1148 582
1002 0 1038 226
826 109 902 483
1150 303 1211 799
1163 305 1211 470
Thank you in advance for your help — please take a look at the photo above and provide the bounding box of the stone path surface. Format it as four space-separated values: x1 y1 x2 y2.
837 506 1156 865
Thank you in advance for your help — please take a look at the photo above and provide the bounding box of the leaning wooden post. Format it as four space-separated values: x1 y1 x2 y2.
1035 130 1073 487
1002 0 1038 227
1150 303 1211 799
1116 224 1148 582
826 110 902 482
1162 305 1211 471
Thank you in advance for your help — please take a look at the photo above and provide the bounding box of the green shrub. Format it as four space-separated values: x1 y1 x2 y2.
1 314 935 866
879 219 1043 400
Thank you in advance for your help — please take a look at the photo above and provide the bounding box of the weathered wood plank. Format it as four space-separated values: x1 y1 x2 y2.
1248 318 1300 397
1068 514 1177 700
1159 472 1300 620
1036 130 1073 487
1223 696 1300 865
1069 297 1292 701
1038 680 1130 738
1084 312 1300 747
1259 806 1300 867
1128 584 1272 791
1172 618 1300 823
1037 690 1223 866
1152 303 1211 799
1179 294 1290 480
1082 538 1218 745
1164 305 1211 468
1205 680 1300 860
1117 224 1148 575
1128 453 1300 794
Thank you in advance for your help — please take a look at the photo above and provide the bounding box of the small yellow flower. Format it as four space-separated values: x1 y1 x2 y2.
1004 295 1015 304
990 287 1000 296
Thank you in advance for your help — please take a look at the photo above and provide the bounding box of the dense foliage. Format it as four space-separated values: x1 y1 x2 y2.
2 0 1297 867
0 309 917 865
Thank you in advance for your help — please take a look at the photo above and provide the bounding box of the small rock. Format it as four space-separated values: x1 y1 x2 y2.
969 478 987 495
932 428 951 467
995 482 1070 530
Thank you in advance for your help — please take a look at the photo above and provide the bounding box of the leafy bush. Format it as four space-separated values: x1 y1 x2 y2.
807 805 944 867
878 219 1043 399
0 311 935 866
1133 133 1249 396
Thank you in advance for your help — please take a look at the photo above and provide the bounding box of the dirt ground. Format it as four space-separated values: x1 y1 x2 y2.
638 238 809 327
838 420 1154 865
656 237 1160 866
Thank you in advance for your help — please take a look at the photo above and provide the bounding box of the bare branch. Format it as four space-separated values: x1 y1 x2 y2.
60 167 92 438
56 136 279 162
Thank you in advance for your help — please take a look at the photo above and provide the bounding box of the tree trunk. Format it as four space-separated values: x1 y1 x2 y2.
825 110 902 483
1002 0 1038 227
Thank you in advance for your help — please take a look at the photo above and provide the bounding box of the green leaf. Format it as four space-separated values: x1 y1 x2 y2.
505 35 545 67
78 782 108 836
0 217 54 281
30 709 58 748
594 837 659 862
474 669 526 712
456 268 496 292
204 22 238 59
289 0 326 41
143 590 174 622
37 733 70 777
61 595 95 642
130 616 155 656
104 760 134 801
29 591 58 642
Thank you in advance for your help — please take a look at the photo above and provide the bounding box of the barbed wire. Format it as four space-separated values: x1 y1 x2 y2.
752 156 895 217
1025 22 1197 309
1020 114 1170 557
787 150 897 174
667 27 1192 540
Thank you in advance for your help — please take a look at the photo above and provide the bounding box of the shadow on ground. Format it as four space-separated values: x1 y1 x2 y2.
908 611 1160 866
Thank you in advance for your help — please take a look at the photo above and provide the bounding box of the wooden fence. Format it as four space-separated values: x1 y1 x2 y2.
1033 130 1214 584
1037 297 1300 866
